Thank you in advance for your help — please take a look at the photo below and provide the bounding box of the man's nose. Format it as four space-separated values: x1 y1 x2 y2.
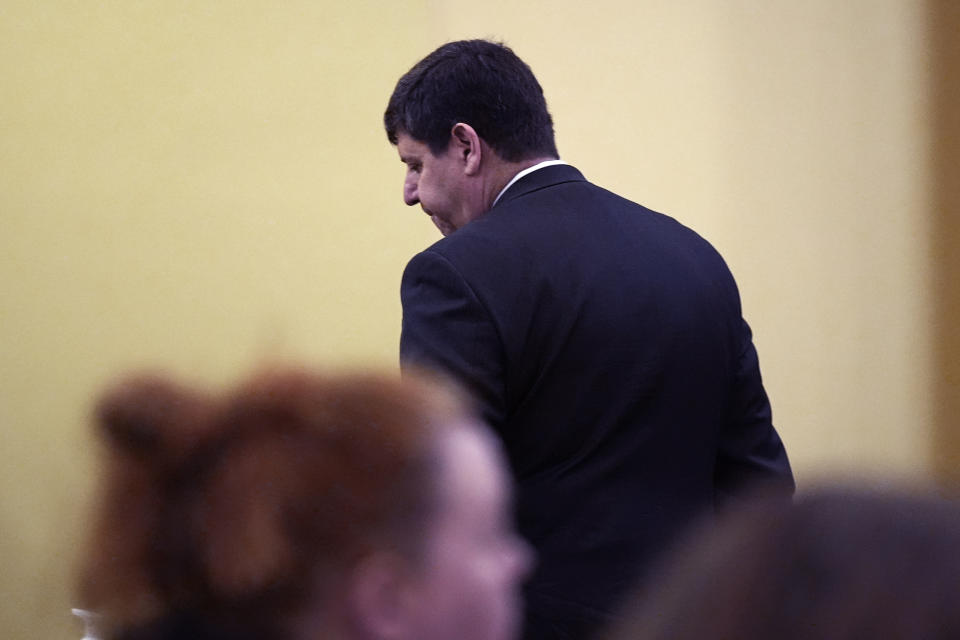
403 175 419 206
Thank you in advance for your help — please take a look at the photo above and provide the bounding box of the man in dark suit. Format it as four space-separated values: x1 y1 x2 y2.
384 40 793 640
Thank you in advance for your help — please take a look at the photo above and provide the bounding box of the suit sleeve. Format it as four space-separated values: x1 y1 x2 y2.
399 249 508 429
715 318 795 507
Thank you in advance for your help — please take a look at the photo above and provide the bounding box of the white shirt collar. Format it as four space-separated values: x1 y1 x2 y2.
492 159 568 207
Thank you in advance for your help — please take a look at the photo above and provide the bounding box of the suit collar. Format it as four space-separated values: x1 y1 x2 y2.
492 164 586 209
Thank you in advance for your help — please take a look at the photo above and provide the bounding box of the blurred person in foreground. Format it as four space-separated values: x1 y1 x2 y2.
76 366 532 640
606 485 960 640
385 38 794 639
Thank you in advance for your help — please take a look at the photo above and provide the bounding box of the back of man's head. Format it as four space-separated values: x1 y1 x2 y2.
384 39 558 163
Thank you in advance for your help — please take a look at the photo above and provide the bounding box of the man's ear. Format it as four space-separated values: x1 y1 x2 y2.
451 122 482 176
344 551 418 640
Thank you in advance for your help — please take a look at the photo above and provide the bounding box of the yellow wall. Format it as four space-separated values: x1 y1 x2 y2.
0 2 950 638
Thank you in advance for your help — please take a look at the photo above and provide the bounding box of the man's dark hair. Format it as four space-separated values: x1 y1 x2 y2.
384 39 558 162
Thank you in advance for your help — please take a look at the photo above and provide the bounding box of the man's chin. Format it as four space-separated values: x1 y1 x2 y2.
431 215 457 236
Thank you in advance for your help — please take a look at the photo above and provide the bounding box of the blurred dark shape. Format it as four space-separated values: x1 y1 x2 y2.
606 485 960 640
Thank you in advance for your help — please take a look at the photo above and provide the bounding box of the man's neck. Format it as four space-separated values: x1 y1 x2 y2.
483 155 559 211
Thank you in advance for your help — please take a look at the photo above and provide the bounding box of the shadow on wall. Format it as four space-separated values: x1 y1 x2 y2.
931 0 960 488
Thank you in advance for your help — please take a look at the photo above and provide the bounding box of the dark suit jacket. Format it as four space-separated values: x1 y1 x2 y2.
399 164 793 640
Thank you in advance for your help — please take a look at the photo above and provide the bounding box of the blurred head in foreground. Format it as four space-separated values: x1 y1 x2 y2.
78 367 532 640
607 486 960 640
